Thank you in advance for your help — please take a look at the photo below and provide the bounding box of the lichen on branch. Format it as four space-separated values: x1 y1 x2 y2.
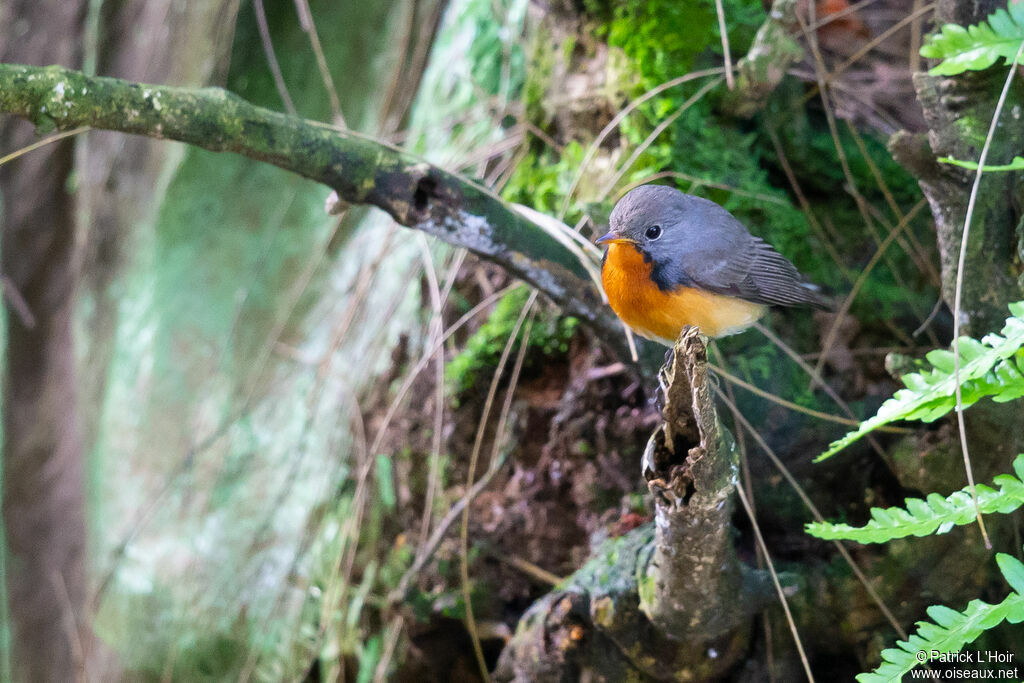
0 62 653 368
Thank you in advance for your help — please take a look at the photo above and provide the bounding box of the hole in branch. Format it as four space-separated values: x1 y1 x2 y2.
413 174 439 216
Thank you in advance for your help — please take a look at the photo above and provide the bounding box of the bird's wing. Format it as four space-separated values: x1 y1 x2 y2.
674 235 829 309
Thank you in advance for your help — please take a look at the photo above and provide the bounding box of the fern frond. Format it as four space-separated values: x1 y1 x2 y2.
856 553 1024 682
806 455 1024 543
817 302 1024 462
920 3 1024 76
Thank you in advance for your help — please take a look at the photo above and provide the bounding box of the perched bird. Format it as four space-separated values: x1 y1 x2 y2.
597 185 829 345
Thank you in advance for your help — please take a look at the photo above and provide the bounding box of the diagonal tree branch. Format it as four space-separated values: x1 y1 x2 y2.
0 62 656 371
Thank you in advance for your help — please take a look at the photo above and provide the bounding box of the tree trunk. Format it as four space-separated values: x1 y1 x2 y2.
76 0 241 470
0 2 87 681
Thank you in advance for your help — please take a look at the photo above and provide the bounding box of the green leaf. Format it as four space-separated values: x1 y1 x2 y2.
920 5 1024 76
996 553 1024 595
817 302 1024 461
806 455 1024 543
855 553 1024 682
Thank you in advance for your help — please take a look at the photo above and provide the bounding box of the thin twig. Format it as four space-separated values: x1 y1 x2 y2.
491 553 563 586
615 170 790 206
0 125 89 166
367 284 518 462
753 321 895 468
376 0 416 135
766 127 852 280
714 388 908 640
715 0 735 90
373 616 405 683
558 67 726 219
253 0 297 115
460 294 537 682
315 226 400 384
52 570 86 682
825 3 936 86
417 235 447 550
734 484 814 682
392 454 509 601
914 297 945 338
812 199 928 382
293 0 345 126
708 362 909 432
845 121 940 288
0 276 35 328
598 77 724 199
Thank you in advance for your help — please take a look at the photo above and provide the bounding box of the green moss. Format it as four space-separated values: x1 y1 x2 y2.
507 0 770 221
767 93 921 208
590 0 763 81
561 35 579 65
446 285 579 397
635 569 657 611
564 523 655 594
604 0 716 85
503 141 587 215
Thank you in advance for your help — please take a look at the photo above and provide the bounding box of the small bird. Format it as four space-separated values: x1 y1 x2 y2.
597 185 829 345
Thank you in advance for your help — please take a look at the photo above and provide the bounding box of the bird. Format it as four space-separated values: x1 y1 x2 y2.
596 185 829 345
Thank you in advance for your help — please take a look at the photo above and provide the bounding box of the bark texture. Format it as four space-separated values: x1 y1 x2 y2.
889 71 1024 337
638 332 757 640
494 328 772 681
0 3 87 681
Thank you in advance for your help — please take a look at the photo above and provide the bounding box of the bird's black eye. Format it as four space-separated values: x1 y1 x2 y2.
645 225 662 240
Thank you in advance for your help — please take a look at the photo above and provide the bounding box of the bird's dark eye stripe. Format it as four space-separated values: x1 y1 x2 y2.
645 225 662 240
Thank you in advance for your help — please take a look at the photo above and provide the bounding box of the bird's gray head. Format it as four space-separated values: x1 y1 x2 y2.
597 184 829 310
597 185 744 266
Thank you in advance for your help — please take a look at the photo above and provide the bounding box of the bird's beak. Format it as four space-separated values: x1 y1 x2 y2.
596 231 634 246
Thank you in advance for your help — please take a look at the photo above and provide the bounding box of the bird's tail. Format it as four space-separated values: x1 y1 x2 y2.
798 281 835 311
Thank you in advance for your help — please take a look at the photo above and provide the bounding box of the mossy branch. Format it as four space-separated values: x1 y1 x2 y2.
0 62 652 369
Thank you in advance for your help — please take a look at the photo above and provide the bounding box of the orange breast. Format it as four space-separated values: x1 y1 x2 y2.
601 242 766 343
